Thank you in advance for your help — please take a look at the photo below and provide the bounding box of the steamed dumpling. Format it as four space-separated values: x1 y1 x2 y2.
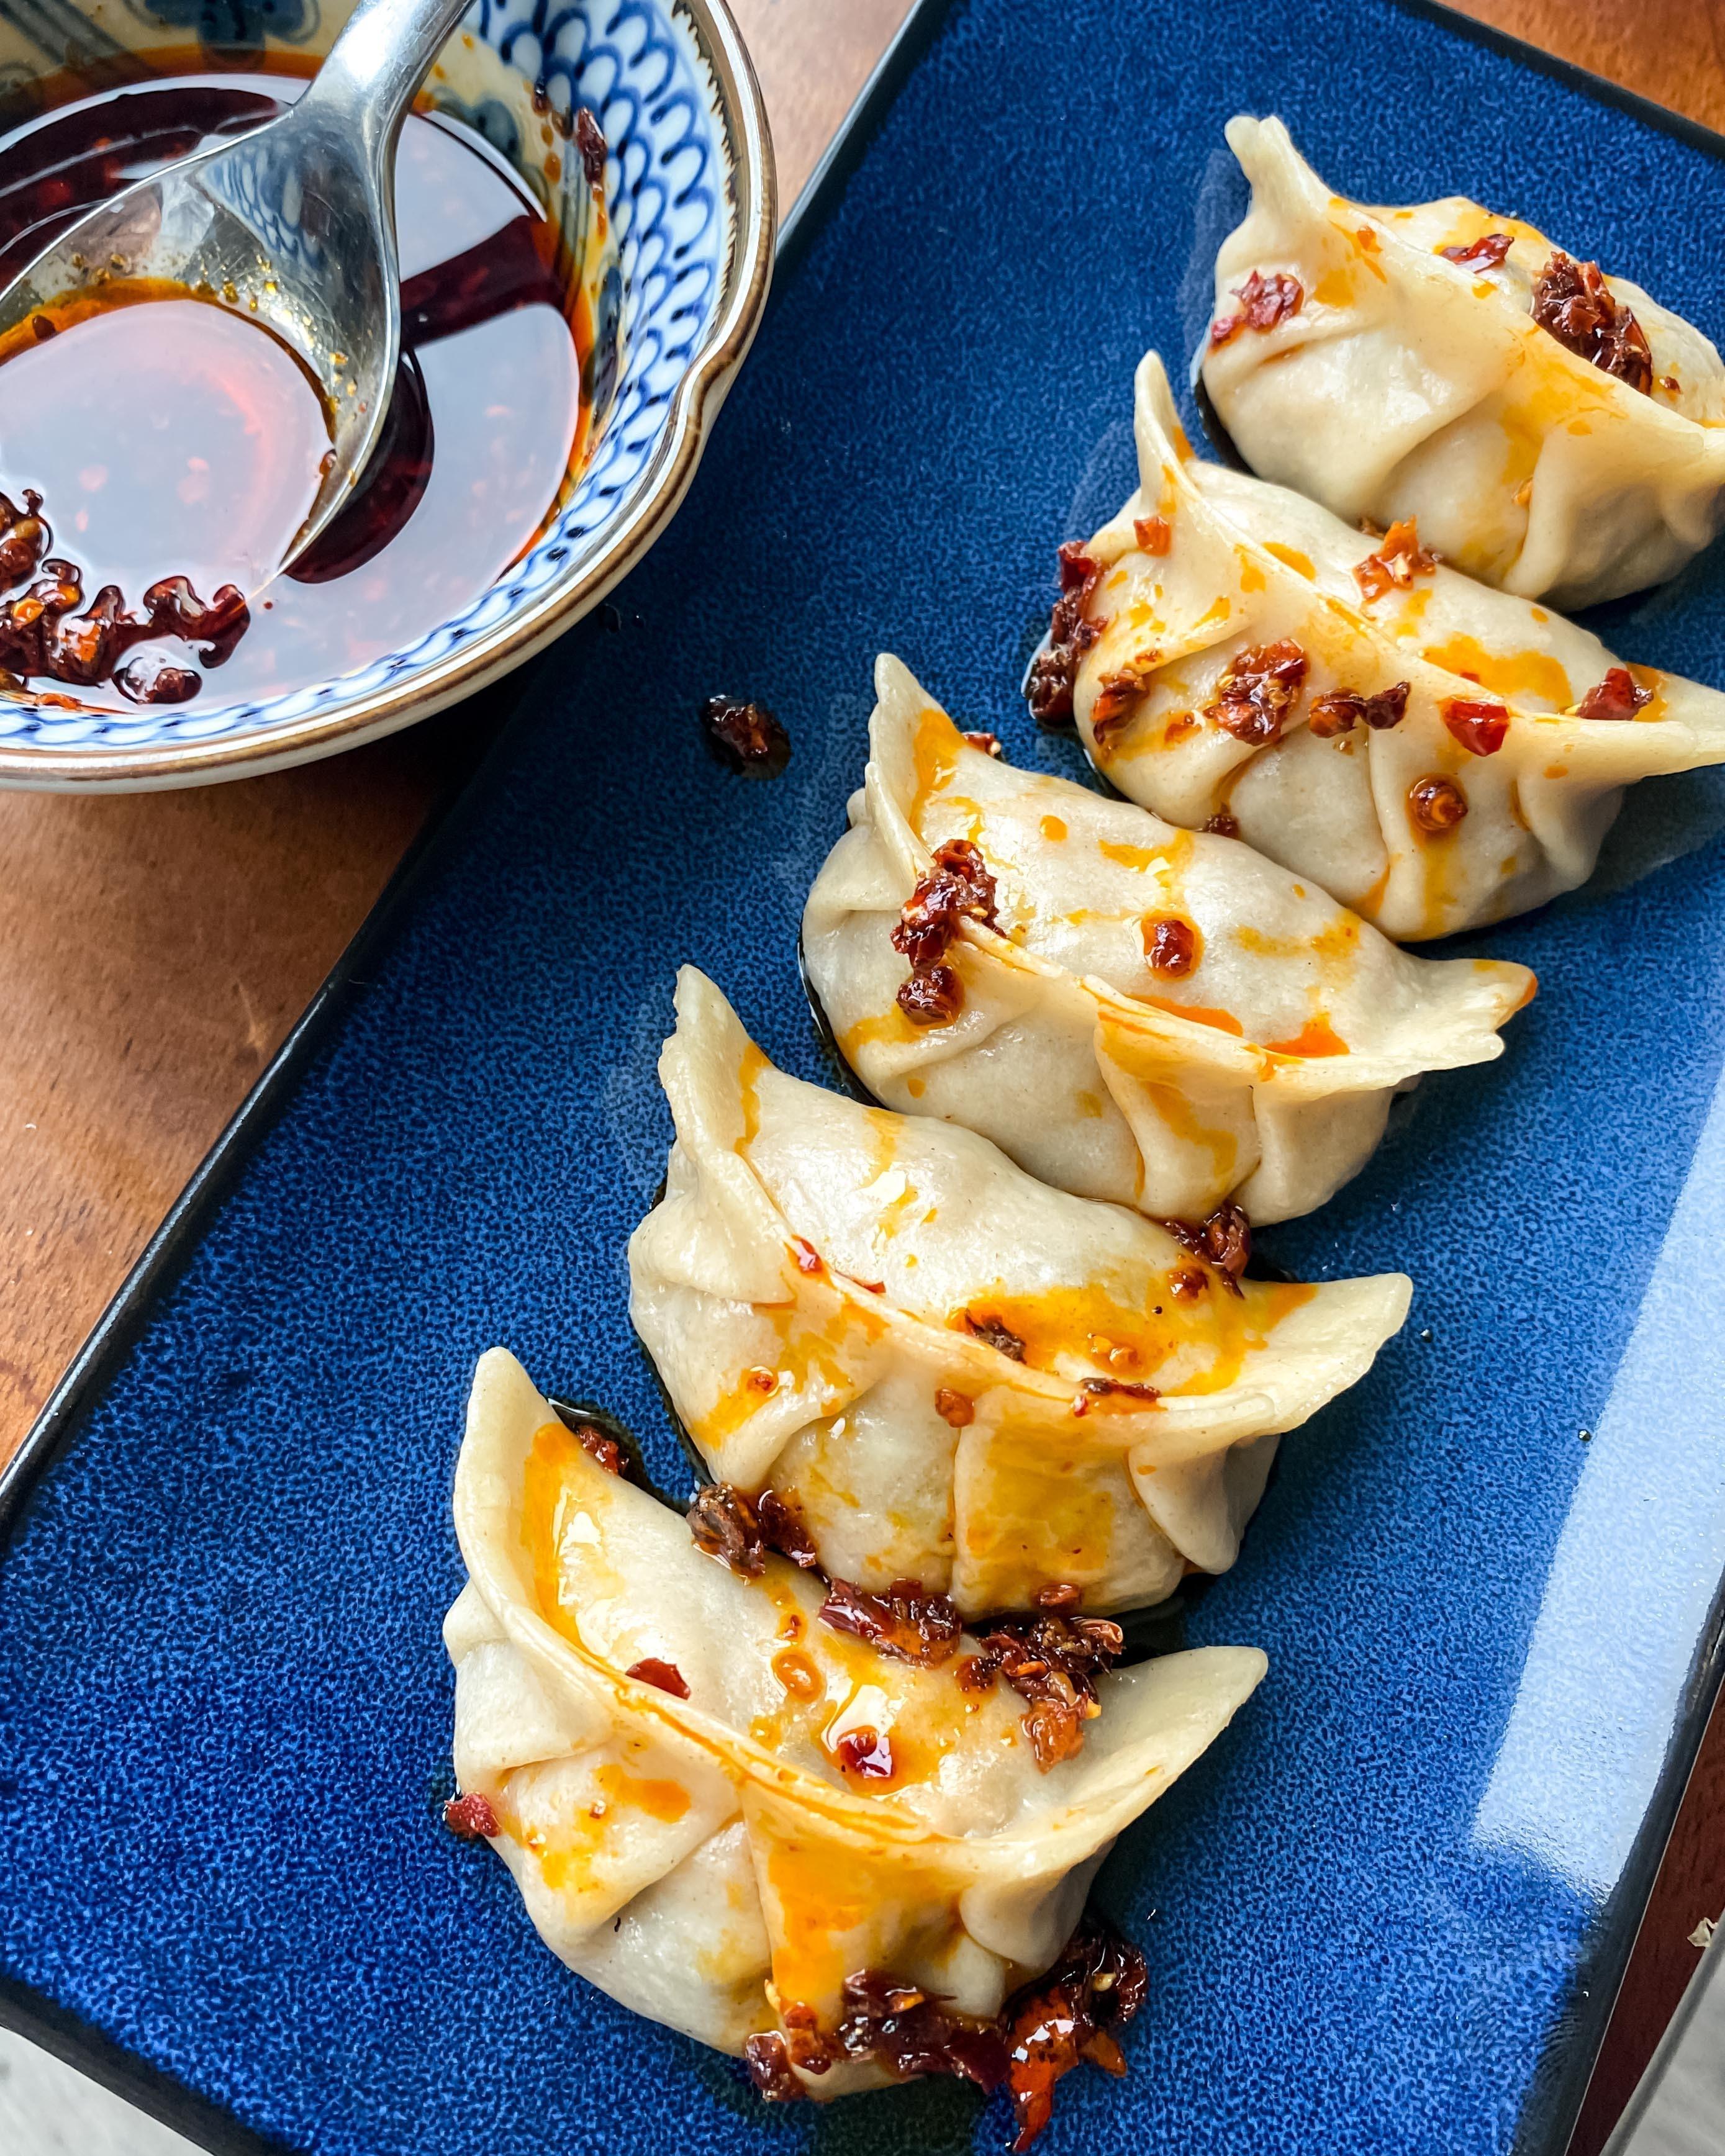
804 654 1532 1223
447 1346 1266 2101
628 968 1410 1613
1051 351 1725 940
1201 115 1725 609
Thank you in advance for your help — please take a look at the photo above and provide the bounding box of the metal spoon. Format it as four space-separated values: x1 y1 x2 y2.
0 0 478 573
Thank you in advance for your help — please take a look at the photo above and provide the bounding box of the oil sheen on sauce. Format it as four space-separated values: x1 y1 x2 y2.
0 69 592 710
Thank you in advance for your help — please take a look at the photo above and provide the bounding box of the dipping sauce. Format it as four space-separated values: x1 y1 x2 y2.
0 66 602 709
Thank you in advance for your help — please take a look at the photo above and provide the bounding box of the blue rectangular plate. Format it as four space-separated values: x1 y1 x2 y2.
4 3 1725 2152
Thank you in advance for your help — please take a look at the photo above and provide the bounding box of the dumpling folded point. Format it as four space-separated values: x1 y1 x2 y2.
804 653 1533 1222
1200 114 1725 610
446 1345 1267 2124
627 968 1410 1615
1039 348 1725 939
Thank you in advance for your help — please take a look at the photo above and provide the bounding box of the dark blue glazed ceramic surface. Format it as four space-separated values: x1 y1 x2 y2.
4 2 1725 2152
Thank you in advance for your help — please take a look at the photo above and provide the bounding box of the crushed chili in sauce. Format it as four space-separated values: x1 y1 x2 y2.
1209 268 1303 348
832 1725 896 1779
1442 697 1508 757
1132 514 1172 555
687 1483 818 1574
442 1791 499 1840
746 1916 1148 2144
963 1310 1027 1361
1576 666 1654 721
624 1656 690 1698
1002 1919 1149 2150
1203 808 1241 838
1308 681 1409 737
819 1577 964 1665
1160 1201 1251 1291
1143 915 1198 977
1531 251 1654 394
962 728 1005 757
1408 774 1469 834
1353 520 1439 605
892 837 997 1026
1205 638 1307 744
702 695 791 778
1439 232 1514 272
959 1598 1125 1771
1026 542 1103 728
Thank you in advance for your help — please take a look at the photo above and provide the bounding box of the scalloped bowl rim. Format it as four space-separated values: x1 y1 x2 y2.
0 0 776 793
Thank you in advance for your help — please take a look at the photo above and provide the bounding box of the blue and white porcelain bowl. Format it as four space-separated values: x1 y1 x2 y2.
0 0 774 790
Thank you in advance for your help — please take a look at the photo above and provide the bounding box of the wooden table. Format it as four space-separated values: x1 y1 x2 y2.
1 1 1719 2145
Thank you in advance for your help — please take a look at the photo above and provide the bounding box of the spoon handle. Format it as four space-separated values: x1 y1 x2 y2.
292 0 479 183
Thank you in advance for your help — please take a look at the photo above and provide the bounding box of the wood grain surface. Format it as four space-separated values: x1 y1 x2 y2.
0 0 1720 2144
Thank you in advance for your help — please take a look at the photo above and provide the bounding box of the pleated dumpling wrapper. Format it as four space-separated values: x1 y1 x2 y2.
804 655 1532 1224
628 969 1410 1613
1046 351 1725 941
446 1347 1267 2104
1200 115 1725 610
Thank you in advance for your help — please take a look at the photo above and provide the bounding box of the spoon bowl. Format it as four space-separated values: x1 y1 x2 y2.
0 0 473 575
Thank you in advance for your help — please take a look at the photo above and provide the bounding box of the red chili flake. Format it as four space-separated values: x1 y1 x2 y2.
893 839 998 968
1071 1377 1162 1418
625 1657 690 1698
1576 667 1654 721
0 491 48 588
758 1487 822 1569
1205 638 1308 744
892 840 998 1026
0 511 250 695
1439 232 1514 272
1132 515 1172 556
115 654 200 705
1408 774 1469 834
1209 268 1304 348
1203 809 1240 838
574 106 608 191
568 1420 626 1475
1036 1582 1082 1612
743 2032 807 2103
1531 251 1653 393
833 1970 1009 2092
963 1310 1027 1361
790 1236 824 1275
962 729 1005 757
701 695 790 778
1353 520 1439 605
820 1577 963 1665
29 313 55 341
935 1387 976 1428
1088 653 1162 745
443 1792 498 1840
1142 915 1197 977
1443 698 1509 757
1026 543 1104 729
1002 1919 1149 2150
897 963 963 1027
1311 685 1409 738
833 1725 897 1779
687 1484 766 1575
1161 1201 1251 1292
965 1607 1125 1771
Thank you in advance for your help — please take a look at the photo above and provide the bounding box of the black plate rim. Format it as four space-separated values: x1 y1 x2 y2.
3 4 1723 2152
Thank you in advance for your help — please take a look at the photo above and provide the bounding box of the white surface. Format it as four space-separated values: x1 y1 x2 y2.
1611 1922 1725 2156
0 2029 199 2156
